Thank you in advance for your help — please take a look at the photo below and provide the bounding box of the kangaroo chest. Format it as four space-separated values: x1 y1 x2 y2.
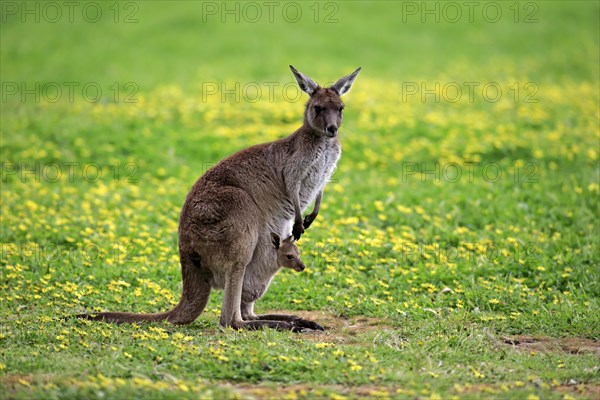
298 140 341 210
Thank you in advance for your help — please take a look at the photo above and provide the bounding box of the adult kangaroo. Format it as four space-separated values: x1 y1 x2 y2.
77 66 361 331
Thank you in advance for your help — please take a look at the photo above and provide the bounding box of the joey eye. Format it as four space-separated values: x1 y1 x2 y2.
314 106 322 114
286 255 293 260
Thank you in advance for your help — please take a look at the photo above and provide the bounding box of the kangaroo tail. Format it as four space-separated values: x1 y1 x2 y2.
73 251 211 325
74 311 171 323
164 251 212 325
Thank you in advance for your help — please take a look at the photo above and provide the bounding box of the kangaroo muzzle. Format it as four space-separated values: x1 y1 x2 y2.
326 124 338 137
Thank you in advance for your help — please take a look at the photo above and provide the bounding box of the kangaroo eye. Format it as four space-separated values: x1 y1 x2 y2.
314 106 322 114
286 255 293 260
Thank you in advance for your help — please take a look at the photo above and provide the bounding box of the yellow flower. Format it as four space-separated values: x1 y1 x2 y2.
396 205 412 214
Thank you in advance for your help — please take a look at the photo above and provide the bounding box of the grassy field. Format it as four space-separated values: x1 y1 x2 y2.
1 1 599 399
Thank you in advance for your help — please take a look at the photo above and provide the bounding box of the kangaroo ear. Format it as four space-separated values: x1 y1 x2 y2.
290 65 318 95
271 232 281 249
331 67 361 96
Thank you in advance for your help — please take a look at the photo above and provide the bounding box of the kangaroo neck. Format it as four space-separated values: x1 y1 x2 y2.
298 110 322 135
294 123 328 143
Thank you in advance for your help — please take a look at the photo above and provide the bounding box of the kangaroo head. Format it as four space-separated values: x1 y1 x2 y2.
290 65 361 138
271 232 305 272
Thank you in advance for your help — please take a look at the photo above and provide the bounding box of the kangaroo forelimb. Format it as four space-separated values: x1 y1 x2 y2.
303 190 323 229
286 178 305 240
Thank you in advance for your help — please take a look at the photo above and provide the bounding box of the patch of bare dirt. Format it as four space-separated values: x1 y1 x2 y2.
0 373 55 393
555 383 600 399
459 382 600 399
266 310 395 343
226 382 398 399
502 336 600 356
1 373 33 387
225 381 600 399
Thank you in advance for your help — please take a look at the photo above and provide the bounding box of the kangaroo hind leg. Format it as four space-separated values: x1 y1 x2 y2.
221 264 305 332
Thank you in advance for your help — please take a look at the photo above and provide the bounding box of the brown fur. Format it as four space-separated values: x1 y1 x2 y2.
75 66 361 332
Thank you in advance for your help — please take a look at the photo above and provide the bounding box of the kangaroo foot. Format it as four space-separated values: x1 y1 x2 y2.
256 314 325 331
290 318 325 331
225 319 303 332
225 318 324 332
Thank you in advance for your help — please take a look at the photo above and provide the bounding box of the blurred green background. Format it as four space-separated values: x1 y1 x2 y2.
1 2 599 399
1 1 598 90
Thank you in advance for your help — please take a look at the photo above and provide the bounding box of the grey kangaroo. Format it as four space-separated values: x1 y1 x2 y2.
78 233 306 325
76 66 361 331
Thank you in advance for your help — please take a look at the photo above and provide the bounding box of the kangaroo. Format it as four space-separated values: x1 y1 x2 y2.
76 66 361 331
76 232 314 329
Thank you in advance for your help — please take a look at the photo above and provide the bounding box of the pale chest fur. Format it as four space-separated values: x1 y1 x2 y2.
298 140 341 210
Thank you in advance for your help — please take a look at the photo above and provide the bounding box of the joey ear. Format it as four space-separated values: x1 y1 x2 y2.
286 235 296 244
271 232 281 249
331 67 361 96
290 65 318 95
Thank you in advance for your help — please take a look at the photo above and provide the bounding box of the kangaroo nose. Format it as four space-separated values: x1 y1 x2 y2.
326 125 337 135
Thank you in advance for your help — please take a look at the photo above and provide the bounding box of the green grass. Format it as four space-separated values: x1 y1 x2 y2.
1 1 599 399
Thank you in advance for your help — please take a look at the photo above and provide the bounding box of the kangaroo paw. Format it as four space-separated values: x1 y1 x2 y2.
292 221 304 241
303 214 316 229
